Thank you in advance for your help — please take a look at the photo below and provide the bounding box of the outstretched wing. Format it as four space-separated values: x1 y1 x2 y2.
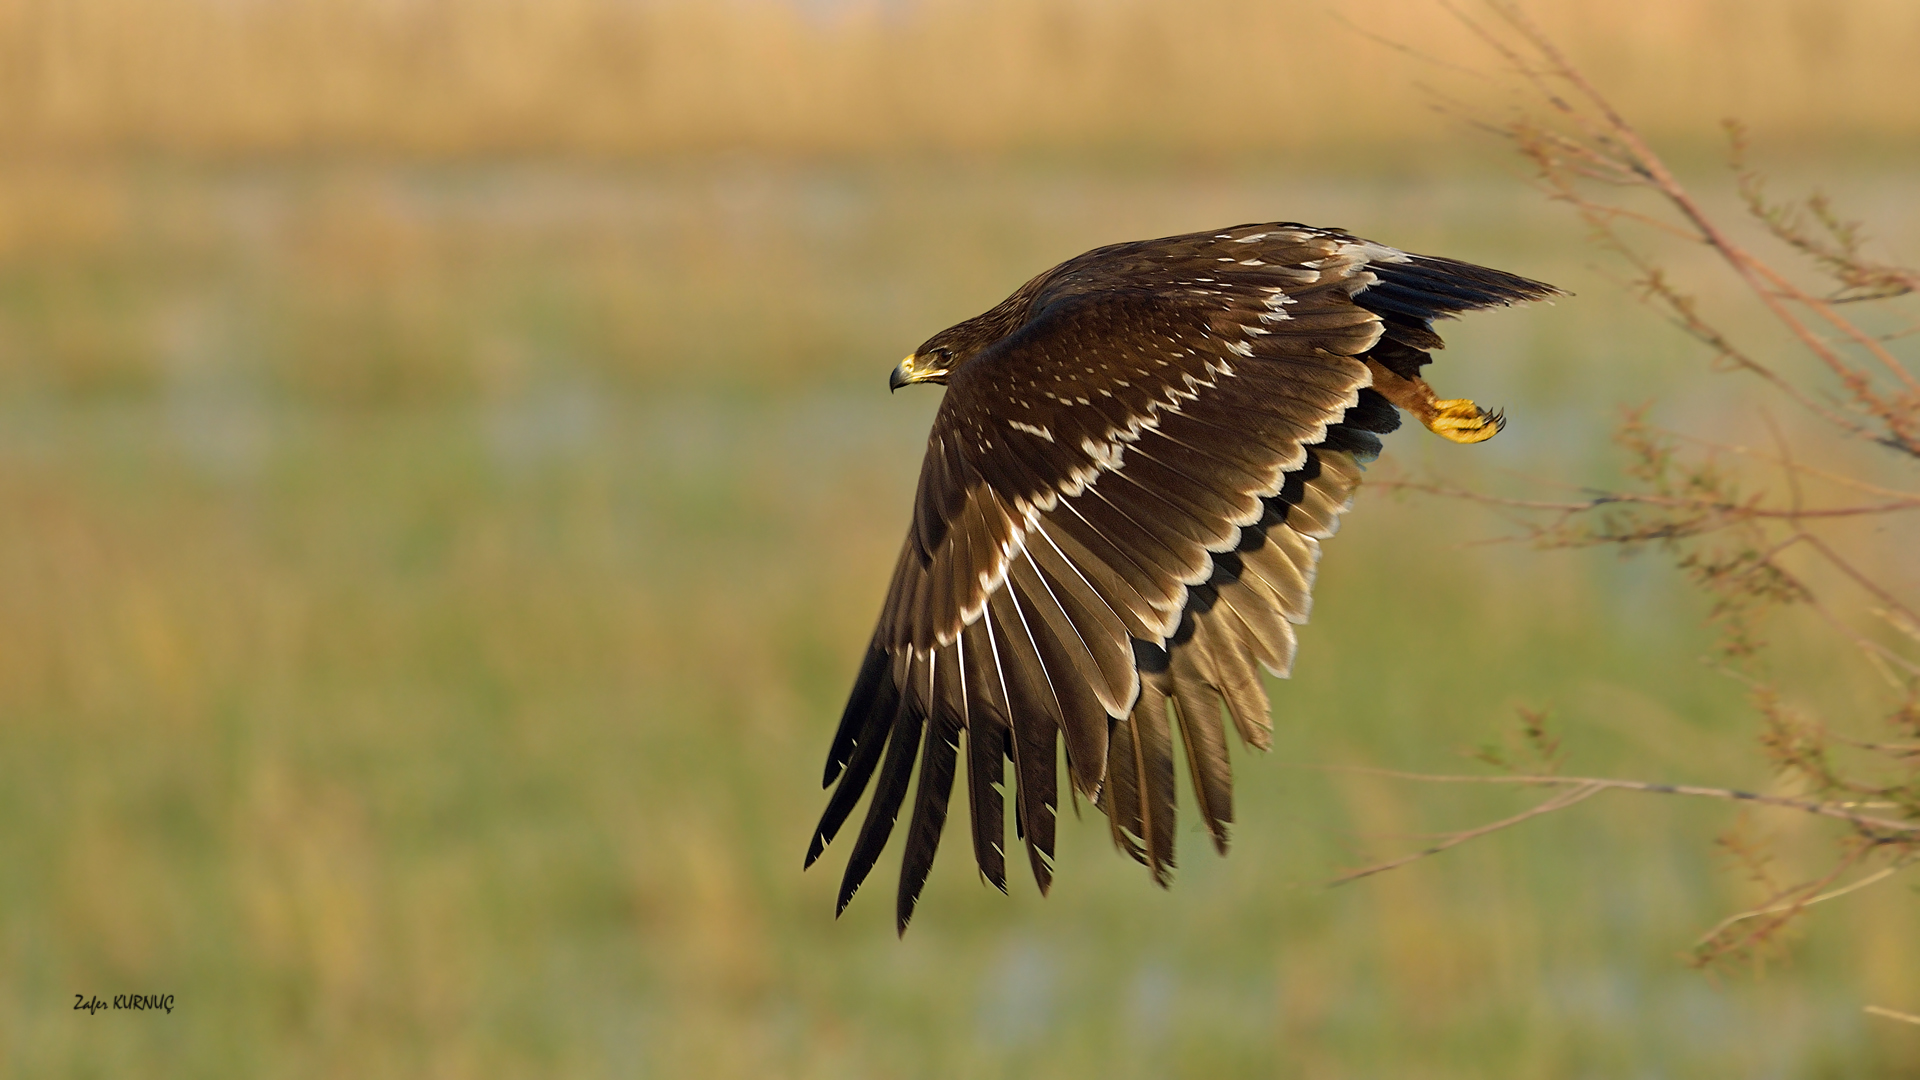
808 224 1554 931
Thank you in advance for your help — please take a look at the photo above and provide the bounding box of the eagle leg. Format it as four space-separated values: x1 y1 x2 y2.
1364 359 1505 445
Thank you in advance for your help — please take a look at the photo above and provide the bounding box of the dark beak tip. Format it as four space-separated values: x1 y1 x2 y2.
888 364 910 392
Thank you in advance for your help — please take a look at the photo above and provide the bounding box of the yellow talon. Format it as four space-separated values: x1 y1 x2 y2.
1425 398 1503 444
1362 360 1509 446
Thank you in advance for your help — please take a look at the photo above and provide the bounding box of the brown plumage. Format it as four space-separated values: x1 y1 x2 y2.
806 222 1559 931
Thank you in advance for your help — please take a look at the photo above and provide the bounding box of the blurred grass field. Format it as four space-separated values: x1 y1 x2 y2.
3 1 1920 1077
4 157 1917 1078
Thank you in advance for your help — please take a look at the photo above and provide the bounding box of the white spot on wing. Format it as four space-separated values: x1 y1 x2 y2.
1341 239 1411 265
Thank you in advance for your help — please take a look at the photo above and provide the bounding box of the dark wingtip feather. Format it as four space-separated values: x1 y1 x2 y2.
966 723 1011 894
1030 849 1055 896
807 667 902 869
824 645 893 787
896 679 964 935
1364 256 1564 324
834 689 928 918
1409 253 1564 302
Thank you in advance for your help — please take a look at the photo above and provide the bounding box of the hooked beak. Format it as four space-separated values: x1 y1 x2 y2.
889 351 951 392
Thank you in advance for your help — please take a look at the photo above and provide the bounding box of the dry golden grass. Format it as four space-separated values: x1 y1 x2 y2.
0 0 1917 156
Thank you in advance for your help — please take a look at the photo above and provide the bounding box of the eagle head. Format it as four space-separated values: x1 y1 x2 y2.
891 285 1056 391
889 345 957 391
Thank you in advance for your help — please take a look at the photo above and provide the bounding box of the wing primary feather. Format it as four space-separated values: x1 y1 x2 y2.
1026 519 1144 707
1014 717 1060 894
964 617 1011 891
1060 490 1194 607
929 487 973 642
989 589 1063 893
1169 650 1235 855
1104 468 1238 552
1103 713 1146 865
1187 607 1274 749
1006 553 1114 799
1129 671 1178 884
1007 542 1117 709
835 660 929 916
1036 506 1166 638
897 641 965 933
1117 442 1259 531
1208 575 1290 673
807 647 904 868
1123 428 1271 499
1136 408 1290 483
823 643 891 787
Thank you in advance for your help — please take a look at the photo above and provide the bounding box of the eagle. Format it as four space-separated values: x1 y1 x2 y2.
806 222 1558 932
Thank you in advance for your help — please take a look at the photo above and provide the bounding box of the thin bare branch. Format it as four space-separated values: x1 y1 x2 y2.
1761 560 1920 682
1765 413 1805 517
1655 432 1919 501
1695 840 1874 964
1327 782 1607 886
1692 858 1913 945
1303 765 1920 835
1866 1005 1920 1026
1791 530 1920 631
1372 477 1920 522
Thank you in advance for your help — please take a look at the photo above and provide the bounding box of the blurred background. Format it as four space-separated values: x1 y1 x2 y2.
2 0 1917 1075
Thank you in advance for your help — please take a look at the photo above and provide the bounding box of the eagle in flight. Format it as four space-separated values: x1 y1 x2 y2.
806 223 1557 932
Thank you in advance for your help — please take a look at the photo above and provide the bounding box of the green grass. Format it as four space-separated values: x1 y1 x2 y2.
2 159 1916 1077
